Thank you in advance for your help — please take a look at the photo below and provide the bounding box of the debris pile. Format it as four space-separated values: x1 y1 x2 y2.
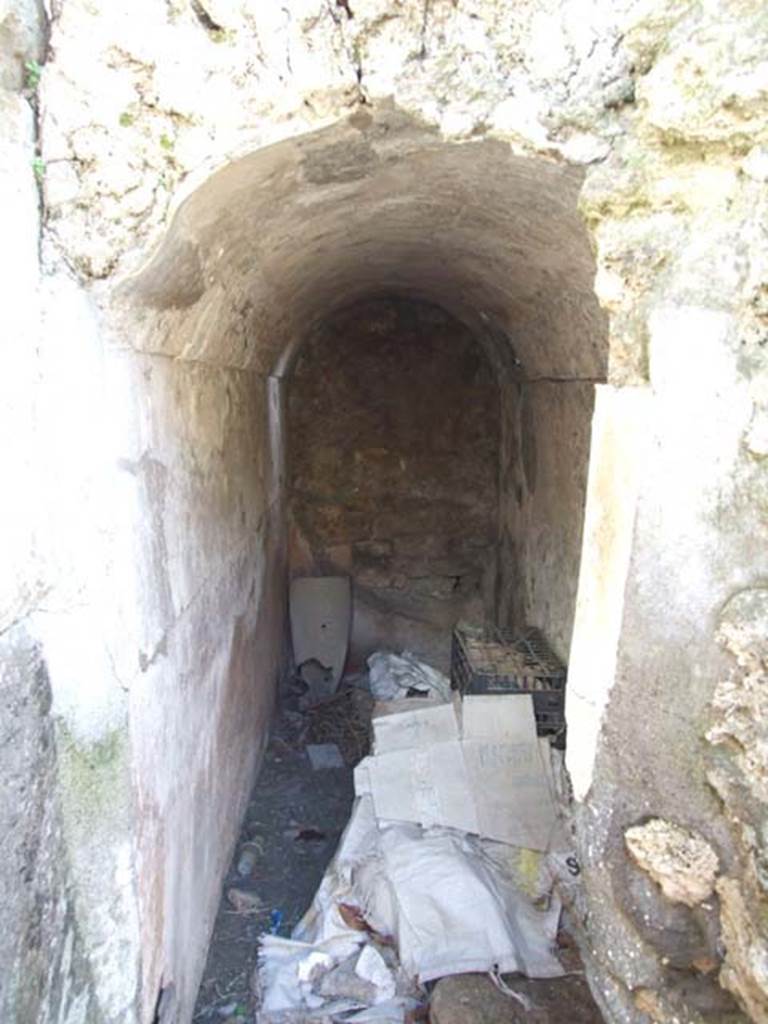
305 687 374 767
256 652 574 1023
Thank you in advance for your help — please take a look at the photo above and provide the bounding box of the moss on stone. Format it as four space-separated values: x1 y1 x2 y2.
56 722 129 826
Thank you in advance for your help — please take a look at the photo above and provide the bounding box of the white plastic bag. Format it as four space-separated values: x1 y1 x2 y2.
367 651 451 702
257 933 362 1014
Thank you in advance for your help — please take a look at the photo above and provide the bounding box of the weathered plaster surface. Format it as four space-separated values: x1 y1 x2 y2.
498 378 598 661
122 353 286 1021
110 113 604 381
565 385 650 799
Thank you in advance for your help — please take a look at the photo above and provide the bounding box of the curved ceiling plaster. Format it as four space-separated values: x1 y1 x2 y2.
120 107 607 380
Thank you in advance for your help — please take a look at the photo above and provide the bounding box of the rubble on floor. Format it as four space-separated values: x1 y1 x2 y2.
304 686 374 766
255 652 592 1024
193 650 603 1024
192 704 355 1022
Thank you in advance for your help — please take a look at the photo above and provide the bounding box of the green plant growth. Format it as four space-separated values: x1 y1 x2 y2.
159 133 174 152
119 111 135 127
57 722 129 828
31 156 45 182
24 59 42 90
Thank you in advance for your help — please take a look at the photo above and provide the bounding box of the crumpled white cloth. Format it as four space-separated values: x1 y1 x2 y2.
290 797 564 985
367 651 451 702
376 824 563 982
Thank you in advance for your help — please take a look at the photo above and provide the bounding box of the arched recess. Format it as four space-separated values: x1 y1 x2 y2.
111 105 608 1022
286 295 503 671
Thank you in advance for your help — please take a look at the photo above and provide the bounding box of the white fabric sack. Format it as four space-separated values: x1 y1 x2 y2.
377 824 564 983
257 933 362 1014
277 802 563 1014
292 796 391 945
367 651 451 702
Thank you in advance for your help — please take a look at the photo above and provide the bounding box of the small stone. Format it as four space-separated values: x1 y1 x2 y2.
561 132 610 164
226 888 263 913
633 988 665 1021
624 818 719 907
716 876 768 1022
306 742 345 770
692 955 719 974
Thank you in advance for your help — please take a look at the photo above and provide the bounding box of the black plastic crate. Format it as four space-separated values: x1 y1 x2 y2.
451 625 567 748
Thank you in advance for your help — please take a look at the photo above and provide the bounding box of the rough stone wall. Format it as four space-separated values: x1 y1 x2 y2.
564 3 768 1022
0 629 100 1023
0 3 110 1021
37 0 638 281
288 299 499 669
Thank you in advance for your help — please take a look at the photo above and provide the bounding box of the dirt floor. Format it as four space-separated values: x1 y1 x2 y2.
192 679 605 1023
192 702 357 1022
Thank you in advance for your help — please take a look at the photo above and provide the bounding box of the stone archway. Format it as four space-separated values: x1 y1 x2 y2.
111 109 607 1020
